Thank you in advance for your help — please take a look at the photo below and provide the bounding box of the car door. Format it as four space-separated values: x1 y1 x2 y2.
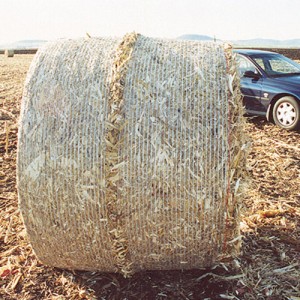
237 55 265 113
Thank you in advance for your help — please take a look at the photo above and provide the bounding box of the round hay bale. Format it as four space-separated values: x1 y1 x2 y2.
17 33 247 277
5 49 14 57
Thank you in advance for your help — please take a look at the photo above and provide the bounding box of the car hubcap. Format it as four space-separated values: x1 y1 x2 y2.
276 102 296 126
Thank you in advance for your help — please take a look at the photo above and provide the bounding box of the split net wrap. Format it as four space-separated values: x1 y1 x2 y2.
18 33 246 277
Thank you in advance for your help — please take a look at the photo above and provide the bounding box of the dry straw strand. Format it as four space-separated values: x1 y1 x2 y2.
222 43 248 258
17 33 247 276
105 32 140 277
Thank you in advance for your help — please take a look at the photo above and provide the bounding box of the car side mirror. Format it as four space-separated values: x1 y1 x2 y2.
243 70 260 79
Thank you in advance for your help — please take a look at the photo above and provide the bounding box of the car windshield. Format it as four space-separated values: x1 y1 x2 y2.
250 53 300 77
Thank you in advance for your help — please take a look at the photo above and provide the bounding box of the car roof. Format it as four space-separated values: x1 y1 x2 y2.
234 49 278 56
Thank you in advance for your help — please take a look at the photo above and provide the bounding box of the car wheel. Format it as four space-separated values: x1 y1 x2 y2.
272 96 300 130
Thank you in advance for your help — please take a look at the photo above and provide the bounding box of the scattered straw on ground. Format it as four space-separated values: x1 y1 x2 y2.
0 54 299 299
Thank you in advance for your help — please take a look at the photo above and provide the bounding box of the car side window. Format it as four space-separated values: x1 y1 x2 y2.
269 58 299 74
237 55 258 77
253 58 265 70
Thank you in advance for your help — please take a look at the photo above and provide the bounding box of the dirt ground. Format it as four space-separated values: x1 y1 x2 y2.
0 54 299 300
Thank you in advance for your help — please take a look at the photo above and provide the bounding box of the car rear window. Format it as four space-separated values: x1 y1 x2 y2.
252 54 300 76
269 58 299 74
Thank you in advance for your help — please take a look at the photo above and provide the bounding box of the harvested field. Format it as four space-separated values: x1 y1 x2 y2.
0 54 299 299
237 48 300 61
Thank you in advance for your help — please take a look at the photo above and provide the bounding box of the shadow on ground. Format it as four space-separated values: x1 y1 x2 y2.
72 267 235 300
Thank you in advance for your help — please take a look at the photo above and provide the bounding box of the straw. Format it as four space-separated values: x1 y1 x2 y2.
17 33 247 277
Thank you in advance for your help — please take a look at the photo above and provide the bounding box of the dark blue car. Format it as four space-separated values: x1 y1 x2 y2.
235 49 300 130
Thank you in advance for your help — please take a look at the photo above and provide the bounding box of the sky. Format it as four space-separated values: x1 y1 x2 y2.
0 0 299 45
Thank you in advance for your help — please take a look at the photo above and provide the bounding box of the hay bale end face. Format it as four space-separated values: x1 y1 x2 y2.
5 49 14 57
17 33 247 276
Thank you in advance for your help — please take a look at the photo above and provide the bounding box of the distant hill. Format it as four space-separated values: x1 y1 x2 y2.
0 40 47 50
177 34 215 41
2 37 300 50
178 35 300 48
232 38 300 48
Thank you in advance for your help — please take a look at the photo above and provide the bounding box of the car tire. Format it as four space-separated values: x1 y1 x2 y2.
272 96 300 130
